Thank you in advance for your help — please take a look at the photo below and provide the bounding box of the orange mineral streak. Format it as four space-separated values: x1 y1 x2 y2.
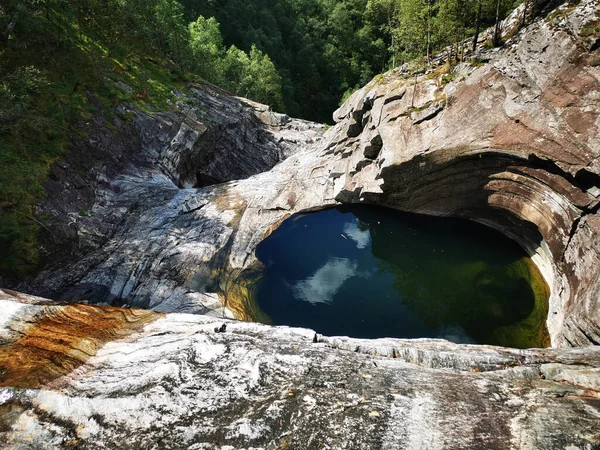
0 303 161 389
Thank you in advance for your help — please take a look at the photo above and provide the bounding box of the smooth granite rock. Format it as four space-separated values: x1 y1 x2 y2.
1 290 599 449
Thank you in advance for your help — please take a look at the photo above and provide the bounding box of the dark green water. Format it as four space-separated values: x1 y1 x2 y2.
254 206 549 348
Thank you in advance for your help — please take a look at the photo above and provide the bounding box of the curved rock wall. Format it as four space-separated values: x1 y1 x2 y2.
307 0 600 346
18 0 600 348
332 0 600 347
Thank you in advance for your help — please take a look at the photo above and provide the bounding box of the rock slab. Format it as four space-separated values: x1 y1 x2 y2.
1 290 599 450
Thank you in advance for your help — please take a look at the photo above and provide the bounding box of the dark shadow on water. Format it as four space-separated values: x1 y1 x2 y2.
254 205 550 348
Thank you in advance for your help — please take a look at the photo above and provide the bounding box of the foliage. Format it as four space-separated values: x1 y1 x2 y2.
579 20 600 38
0 0 286 277
189 16 225 79
183 0 389 122
180 0 521 122
187 16 283 107
233 45 284 110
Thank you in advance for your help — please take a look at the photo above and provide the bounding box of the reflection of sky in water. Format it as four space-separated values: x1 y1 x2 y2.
255 206 544 347
342 222 371 249
292 257 358 305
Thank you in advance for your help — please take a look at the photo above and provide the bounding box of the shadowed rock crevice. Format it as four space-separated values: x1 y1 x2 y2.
139 85 323 190
527 154 600 199
372 152 543 247
167 112 304 189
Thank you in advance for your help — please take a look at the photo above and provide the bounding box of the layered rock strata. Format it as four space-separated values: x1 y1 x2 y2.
1 289 600 449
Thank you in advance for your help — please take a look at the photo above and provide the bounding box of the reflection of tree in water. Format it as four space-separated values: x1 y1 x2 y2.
358 207 549 348
377 258 533 334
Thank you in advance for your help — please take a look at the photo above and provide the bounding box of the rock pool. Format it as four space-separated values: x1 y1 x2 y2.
253 206 549 348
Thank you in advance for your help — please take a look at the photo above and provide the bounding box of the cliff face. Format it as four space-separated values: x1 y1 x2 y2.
20 0 600 347
330 0 600 348
22 84 322 315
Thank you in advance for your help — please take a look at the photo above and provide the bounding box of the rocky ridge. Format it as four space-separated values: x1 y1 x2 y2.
25 83 322 316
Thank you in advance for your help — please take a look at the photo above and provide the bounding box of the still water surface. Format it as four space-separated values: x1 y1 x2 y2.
254 206 549 348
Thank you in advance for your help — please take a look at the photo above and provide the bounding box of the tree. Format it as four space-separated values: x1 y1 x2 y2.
221 44 283 109
154 0 190 72
189 16 225 80
472 0 483 52
246 45 284 109
493 0 503 46
366 0 398 68
393 0 429 64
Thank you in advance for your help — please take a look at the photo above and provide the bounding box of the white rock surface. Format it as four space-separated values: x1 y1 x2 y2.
0 290 599 449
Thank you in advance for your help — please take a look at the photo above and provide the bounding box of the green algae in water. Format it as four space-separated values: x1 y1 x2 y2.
253 206 550 348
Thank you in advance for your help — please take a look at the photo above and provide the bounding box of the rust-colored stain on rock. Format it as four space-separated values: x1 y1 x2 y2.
0 303 161 389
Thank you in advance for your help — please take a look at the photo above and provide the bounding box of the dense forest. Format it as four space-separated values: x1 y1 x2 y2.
182 0 522 121
0 0 544 276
